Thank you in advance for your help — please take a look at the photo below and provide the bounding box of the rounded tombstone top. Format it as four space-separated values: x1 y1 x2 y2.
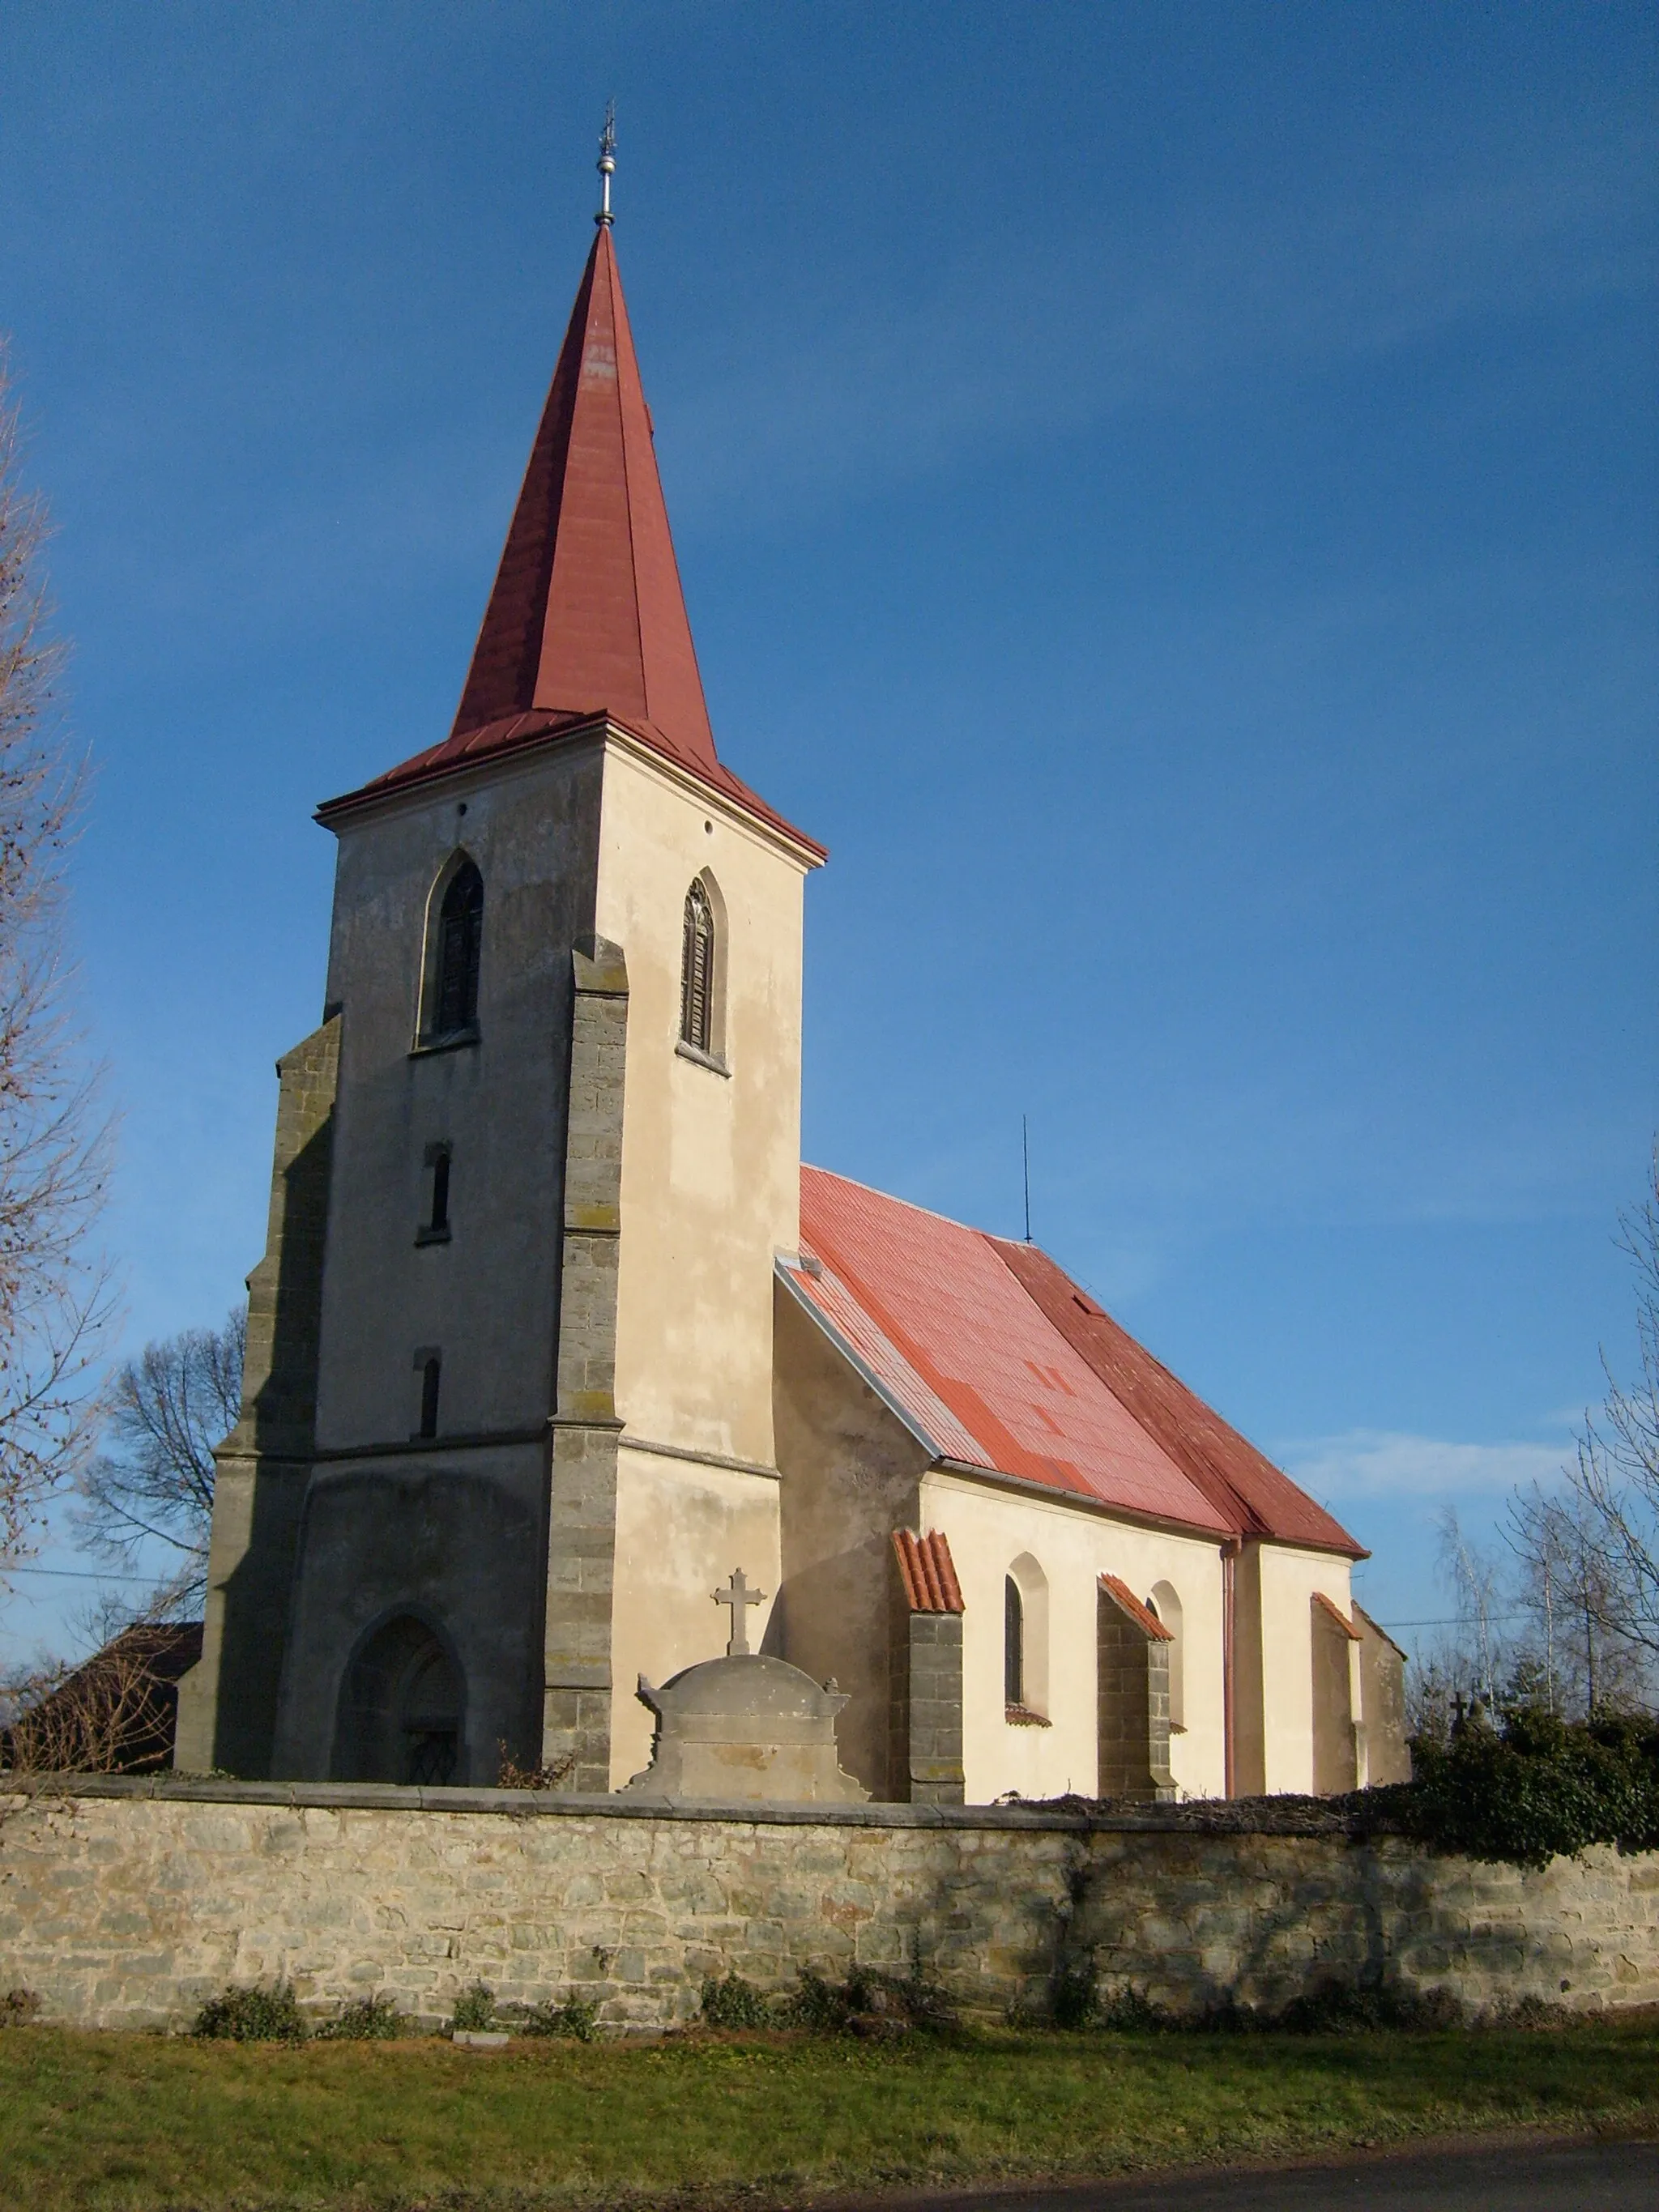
625 1652 868 1801
642 1653 848 1724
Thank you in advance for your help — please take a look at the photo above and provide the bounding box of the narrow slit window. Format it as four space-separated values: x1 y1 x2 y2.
417 1354 441 1439
424 1145 451 1237
1004 1575 1025 1708
433 862 483 1036
680 878 714 1055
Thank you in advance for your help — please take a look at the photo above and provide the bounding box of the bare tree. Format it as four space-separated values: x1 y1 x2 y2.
1500 1151 1659 1715
1 1621 198 1775
1506 1478 1646 1717
0 346 111 1588
1567 1152 1659 1666
72 1305 245 1619
1404 1651 1459 1745
1433 1506 1506 1707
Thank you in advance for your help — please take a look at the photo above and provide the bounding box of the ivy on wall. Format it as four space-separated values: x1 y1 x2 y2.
1382 1710 1659 1871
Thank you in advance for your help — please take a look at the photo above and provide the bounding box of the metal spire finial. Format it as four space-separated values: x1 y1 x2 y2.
596 100 616 227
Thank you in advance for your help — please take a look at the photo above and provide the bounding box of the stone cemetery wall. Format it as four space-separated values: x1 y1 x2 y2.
2 1777 1656 2031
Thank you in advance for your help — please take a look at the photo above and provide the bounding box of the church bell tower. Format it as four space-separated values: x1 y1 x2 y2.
177 130 824 1790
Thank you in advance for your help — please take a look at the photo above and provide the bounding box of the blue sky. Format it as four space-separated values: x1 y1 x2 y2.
1 2 1653 1664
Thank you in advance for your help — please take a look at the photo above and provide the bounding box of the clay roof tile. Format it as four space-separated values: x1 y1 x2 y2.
891 1529 964 1614
1099 1573 1175 1641
1313 1590 1363 1639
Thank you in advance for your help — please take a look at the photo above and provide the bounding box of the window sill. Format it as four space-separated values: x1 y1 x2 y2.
1004 1704 1051 1728
410 1025 480 1059
675 1039 730 1078
415 1225 452 1247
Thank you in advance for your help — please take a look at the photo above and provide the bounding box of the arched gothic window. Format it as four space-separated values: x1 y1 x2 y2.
433 860 483 1037
680 877 714 1055
1004 1575 1025 1708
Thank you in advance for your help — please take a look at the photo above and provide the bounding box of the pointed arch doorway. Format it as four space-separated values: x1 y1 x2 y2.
333 1613 466 1785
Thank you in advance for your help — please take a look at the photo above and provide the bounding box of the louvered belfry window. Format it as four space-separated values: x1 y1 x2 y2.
434 862 484 1035
680 878 714 1055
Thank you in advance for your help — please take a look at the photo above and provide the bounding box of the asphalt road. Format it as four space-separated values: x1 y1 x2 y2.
824 2137 1659 2210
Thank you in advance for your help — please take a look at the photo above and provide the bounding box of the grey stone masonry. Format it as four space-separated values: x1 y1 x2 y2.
906 1613 966 1805
2 1778 1657 2032
176 1016 341 1778
1097 1579 1177 1803
889 1531 966 1806
543 939 629 1792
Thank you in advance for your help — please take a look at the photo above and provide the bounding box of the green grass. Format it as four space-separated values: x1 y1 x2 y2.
2 2018 1656 2210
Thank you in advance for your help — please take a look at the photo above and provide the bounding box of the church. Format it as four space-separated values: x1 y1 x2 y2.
176 144 1407 1809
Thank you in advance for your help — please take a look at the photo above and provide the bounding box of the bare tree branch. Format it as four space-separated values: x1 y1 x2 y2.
0 343 113 1591
1434 1506 1505 1703
1501 1148 1659 1714
71 1305 245 1617
1 1622 198 1775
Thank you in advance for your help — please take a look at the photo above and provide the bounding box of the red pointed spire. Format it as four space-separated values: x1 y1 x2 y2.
450 225 717 772
318 211 822 861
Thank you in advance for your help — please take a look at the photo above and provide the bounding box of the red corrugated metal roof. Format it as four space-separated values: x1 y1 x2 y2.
795 1166 1363 1558
316 227 822 861
798 1168 1228 1533
997 1239 1362 1557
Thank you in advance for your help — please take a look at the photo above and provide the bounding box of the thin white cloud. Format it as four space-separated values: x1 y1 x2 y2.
658 129 1654 528
1281 1428 1572 1500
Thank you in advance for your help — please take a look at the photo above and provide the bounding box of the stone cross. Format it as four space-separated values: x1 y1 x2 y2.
712 1567 768 1657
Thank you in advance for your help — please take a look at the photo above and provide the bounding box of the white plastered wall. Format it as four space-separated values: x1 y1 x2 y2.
920 1470 1227 1805
1256 1545 1356 1794
594 737 812 1787
608 1444 783 1787
595 738 812 1469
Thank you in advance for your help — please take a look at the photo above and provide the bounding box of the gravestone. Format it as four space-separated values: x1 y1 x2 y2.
621 1566 868 1803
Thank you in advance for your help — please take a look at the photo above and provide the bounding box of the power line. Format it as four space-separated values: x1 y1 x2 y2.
1372 1614 1532 1630
3 1565 156 1585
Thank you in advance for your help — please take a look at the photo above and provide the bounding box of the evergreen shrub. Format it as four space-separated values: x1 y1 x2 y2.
700 1973 770 2030
1390 1707 1659 1870
447 1983 497 2035
1050 1963 1098 2028
316 1993 407 2040
521 1995 599 2040
786 1964 957 2035
193 1982 309 2042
